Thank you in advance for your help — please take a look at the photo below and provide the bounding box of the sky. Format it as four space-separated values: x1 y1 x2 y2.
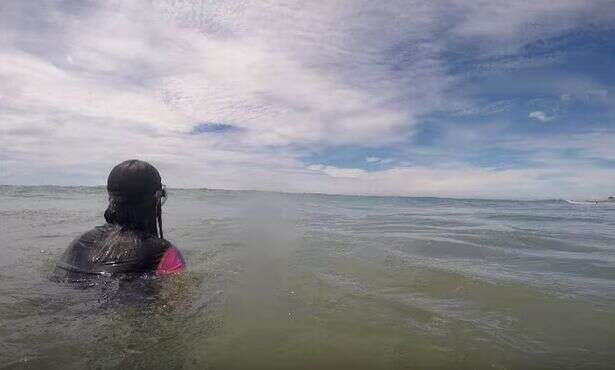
1 0 615 199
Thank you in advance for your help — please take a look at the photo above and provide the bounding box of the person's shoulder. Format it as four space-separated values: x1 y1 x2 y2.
161 239 185 260
155 237 184 260
68 224 112 247
160 237 177 248
137 236 176 263
155 240 186 275
56 225 113 275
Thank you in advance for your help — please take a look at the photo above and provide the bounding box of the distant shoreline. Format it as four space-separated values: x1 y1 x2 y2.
0 184 576 203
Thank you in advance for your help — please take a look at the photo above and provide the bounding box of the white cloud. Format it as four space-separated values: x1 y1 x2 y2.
366 156 396 165
560 89 609 103
0 0 450 185
306 165 366 179
450 0 615 49
529 111 554 122
0 0 453 147
1 0 614 199
501 132 615 161
261 163 615 200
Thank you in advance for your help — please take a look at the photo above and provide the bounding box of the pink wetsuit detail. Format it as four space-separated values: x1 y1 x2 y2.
156 247 184 275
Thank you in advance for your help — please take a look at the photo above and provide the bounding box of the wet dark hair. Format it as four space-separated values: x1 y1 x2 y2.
103 160 164 237
104 197 158 235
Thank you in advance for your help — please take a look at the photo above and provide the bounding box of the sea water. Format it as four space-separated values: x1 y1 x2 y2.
1 186 614 369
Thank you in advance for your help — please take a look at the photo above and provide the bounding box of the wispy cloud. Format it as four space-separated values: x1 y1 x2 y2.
1 0 614 198
529 111 554 122
306 164 366 179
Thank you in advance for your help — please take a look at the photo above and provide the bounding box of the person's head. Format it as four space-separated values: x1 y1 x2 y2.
103 160 167 237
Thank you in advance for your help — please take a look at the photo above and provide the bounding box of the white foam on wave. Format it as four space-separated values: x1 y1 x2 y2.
564 200 596 205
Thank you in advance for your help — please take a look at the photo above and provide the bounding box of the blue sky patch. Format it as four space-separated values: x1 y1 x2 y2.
192 122 240 134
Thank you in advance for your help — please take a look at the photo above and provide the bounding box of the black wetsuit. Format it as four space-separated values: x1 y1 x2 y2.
54 223 182 279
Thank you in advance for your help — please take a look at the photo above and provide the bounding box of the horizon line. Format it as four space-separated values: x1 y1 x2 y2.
0 183 575 202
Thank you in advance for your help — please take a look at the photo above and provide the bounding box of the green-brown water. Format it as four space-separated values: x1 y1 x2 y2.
1 186 614 369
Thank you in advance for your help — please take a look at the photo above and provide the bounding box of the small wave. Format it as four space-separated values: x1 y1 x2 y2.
564 199 615 205
564 200 596 205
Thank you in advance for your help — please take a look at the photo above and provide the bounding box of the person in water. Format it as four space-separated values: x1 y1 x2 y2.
54 160 185 280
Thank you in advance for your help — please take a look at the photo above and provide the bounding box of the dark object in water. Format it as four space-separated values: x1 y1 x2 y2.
53 160 184 281
54 223 177 278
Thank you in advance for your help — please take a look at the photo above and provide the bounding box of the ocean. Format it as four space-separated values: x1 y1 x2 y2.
1 185 614 369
